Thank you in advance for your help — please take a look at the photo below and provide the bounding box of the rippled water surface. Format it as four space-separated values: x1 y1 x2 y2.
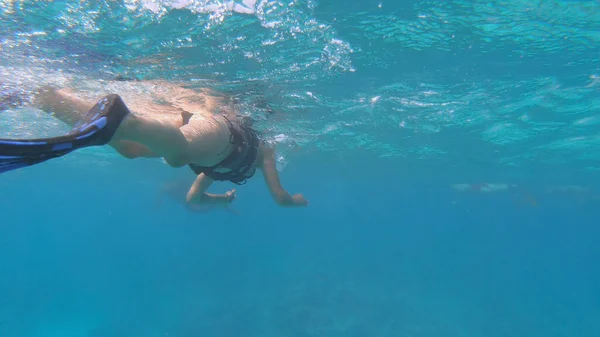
0 0 600 178
2 1 599 180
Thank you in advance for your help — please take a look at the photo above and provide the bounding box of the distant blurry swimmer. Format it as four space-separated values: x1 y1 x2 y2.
451 183 538 207
451 183 515 193
547 185 600 203
0 80 308 208
157 180 239 215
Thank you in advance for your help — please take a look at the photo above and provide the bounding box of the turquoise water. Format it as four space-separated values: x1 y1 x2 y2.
1 1 600 336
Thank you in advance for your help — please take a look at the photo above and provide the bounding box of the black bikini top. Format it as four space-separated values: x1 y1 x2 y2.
182 111 259 185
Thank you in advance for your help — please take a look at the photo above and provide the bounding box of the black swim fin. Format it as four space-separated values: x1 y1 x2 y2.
0 94 130 174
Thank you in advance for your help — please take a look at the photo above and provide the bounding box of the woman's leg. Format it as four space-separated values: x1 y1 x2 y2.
34 87 186 161
112 112 189 162
34 86 94 126
113 140 159 159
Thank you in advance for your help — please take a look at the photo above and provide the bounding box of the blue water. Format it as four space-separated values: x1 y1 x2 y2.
1 1 600 336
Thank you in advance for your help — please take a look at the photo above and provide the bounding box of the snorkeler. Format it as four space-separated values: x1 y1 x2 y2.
0 82 308 207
